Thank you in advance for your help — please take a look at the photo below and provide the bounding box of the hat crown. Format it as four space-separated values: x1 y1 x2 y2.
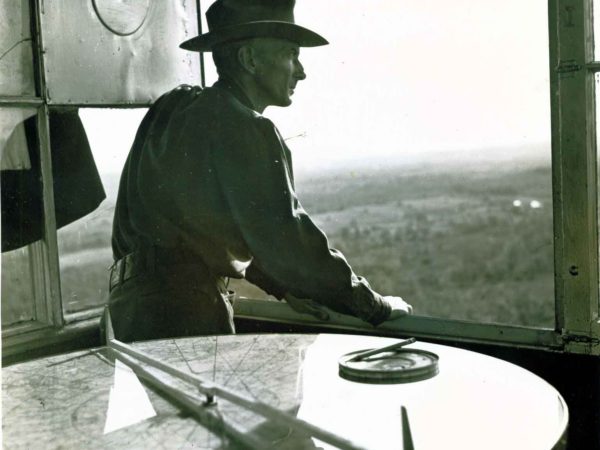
207 0 296 31
179 0 327 52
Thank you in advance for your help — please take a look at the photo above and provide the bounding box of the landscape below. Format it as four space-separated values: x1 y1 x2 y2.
2 158 555 328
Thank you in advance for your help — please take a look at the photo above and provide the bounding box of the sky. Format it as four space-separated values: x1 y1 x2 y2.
83 0 552 176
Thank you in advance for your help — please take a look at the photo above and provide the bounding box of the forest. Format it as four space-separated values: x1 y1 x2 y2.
2 159 555 328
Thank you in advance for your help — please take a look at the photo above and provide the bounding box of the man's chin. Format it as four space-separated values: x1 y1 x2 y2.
271 98 293 108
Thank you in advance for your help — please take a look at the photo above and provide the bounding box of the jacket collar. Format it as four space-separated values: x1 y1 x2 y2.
213 76 256 112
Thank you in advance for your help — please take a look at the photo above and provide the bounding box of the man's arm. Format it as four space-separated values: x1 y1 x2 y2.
284 292 412 321
211 116 397 325
245 261 286 299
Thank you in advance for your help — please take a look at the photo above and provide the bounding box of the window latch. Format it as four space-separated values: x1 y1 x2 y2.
556 60 582 75
563 332 600 346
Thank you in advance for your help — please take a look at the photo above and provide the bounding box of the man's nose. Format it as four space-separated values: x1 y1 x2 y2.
294 59 306 80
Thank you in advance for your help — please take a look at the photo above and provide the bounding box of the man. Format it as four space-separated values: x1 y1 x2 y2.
107 0 412 342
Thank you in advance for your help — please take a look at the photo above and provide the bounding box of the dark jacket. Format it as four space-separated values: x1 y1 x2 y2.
2 111 105 252
112 79 391 325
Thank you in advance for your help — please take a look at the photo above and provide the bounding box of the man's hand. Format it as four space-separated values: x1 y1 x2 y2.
284 293 330 321
384 296 413 320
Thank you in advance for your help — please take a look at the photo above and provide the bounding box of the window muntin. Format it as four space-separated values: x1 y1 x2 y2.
596 71 600 315
594 2 600 317
57 108 147 314
203 0 554 327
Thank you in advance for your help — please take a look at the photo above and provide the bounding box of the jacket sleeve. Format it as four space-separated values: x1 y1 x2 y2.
244 260 287 300
211 116 390 325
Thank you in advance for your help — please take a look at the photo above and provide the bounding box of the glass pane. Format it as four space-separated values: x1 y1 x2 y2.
40 1 199 104
0 0 36 95
57 109 147 314
1 108 40 327
595 0 600 60
1 246 36 326
203 1 554 327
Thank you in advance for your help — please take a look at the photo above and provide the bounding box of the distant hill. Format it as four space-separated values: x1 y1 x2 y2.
4 156 555 327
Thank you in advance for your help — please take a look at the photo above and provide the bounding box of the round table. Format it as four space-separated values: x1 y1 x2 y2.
2 333 568 449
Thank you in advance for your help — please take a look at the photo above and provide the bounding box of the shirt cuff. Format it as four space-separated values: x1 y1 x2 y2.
350 276 392 326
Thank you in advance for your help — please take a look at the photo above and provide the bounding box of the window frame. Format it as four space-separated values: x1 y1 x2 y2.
235 0 599 356
2 0 599 358
228 0 600 356
549 0 600 353
1 0 65 356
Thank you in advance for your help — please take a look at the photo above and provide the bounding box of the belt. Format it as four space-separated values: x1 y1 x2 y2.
109 246 211 291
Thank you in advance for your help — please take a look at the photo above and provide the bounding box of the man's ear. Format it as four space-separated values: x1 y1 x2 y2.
237 45 258 75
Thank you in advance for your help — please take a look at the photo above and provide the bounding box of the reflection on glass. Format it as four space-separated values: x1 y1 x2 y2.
205 1 554 327
1 246 35 326
58 109 147 314
0 0 35 95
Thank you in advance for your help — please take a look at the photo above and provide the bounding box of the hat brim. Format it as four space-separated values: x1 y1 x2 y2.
179 21 328 52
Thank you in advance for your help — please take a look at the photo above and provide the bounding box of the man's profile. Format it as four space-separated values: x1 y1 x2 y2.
106 0 412 342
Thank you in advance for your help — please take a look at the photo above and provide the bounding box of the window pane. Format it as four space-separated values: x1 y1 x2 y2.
57 109 146 314
0 0 36 96
1 109 40 327
1 246 36 326
204 1 554 327
40 1 199 104
595 0 600 60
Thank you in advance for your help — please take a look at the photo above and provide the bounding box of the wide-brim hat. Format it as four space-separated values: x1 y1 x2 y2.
180 0 328 52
